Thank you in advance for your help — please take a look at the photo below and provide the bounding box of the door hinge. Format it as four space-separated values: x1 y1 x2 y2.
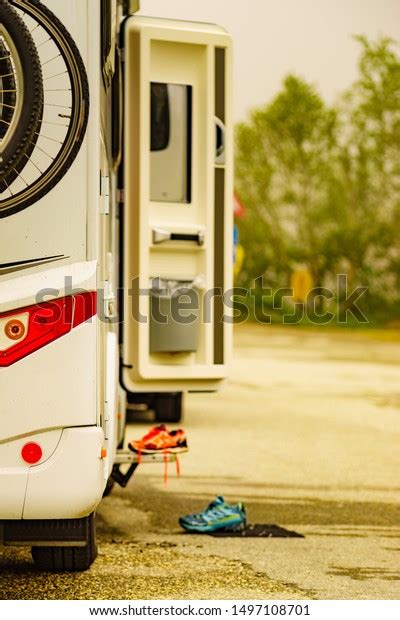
104 400 111 440
103 280 117 320
100 175 110 215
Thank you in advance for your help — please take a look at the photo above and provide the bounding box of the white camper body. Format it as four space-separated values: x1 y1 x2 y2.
0 0 232 571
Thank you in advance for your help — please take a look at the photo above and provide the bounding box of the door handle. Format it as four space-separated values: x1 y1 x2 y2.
152 228 205 246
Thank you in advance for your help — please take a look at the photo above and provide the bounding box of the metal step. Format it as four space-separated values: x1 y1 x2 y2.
111 450 180 487
114 450 177 465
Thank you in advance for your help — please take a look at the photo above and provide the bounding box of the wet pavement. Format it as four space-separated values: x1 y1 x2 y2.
1 324 400 599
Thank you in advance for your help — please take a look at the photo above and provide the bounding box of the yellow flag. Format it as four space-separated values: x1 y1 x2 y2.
234 245 245 279
291 269 314 302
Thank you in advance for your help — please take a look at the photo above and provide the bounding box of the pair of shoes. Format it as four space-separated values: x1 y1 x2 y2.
179 496 247 533
128 424 188 454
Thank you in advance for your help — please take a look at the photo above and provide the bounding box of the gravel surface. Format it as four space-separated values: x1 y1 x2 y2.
1 325 399 600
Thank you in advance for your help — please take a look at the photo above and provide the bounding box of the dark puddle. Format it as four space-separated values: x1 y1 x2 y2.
328 566 400 582
208 524 304 538
115 479 400 531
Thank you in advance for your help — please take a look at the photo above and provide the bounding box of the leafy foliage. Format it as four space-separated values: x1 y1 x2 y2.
235 37 400 324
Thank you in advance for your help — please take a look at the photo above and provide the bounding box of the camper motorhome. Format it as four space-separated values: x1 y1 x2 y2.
0 0 232 571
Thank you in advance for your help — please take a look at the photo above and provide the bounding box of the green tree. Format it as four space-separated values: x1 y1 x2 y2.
235 37 400 324
335 37 400 316
236 75 338 295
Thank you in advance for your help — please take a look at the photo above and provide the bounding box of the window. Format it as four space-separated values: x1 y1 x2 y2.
150 82 192 203
151 84 170 151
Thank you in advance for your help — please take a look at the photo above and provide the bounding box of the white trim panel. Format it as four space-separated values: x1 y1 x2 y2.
23 427 105 519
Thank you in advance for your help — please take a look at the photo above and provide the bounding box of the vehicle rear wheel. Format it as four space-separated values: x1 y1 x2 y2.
154 392 183 424
31 512 97 572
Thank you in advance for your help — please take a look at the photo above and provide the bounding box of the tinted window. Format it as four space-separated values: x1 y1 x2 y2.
150 83 192 203
151 83 170 151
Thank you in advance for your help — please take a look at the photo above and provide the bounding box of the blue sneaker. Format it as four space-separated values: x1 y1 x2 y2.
179 496 247 533
180 495 225 526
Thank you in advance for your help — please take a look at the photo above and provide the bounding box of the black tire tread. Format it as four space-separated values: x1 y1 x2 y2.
31 513 97 572
0 40 16 139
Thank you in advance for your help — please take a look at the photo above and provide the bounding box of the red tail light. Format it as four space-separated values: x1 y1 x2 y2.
0 292 97 367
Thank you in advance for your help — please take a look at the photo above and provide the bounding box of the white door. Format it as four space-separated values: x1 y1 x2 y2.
122 16 233 393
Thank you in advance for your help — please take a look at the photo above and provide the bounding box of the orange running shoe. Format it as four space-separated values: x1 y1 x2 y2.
128 424 188 454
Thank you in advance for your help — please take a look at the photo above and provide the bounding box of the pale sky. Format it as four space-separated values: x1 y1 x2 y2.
138 0 400 121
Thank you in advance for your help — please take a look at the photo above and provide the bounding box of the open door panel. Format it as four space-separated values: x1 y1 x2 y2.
122 16 233 392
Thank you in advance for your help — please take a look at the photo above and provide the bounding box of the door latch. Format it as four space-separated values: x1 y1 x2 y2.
103 280 117 319
152 228 205 246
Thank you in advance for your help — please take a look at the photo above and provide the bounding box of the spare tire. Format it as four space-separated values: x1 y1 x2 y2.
0 0 44 192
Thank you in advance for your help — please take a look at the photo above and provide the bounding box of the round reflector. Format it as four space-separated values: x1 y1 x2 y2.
5 319 26 341
21 442 42 465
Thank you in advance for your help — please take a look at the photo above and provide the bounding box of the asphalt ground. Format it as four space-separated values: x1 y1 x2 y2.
1 324 399 599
